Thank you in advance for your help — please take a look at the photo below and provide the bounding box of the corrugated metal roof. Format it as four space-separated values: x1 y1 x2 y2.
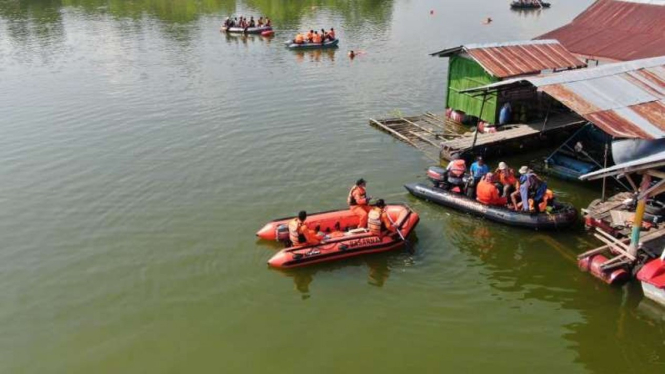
430 40 586 79
580 149 665 180
537 0 665 61
462 56 665 139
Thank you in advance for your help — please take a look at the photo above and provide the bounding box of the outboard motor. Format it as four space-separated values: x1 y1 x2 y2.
427 166 447 188
275 224 290 242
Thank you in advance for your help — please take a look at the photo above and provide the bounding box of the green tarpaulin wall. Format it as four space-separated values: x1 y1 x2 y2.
446 55 499 123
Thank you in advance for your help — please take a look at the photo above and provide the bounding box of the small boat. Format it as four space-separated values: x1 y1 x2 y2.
637 255 665 307
285 38 339 50
510 1 551 9
256 204 419 269
404 167 578 230
545 154 597 182
220 25 273 34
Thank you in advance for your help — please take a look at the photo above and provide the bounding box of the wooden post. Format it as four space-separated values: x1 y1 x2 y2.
629 174 652 256
471 92 488 150
602 141 609 202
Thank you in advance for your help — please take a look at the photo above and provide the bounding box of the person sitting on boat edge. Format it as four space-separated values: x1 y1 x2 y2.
294 33 305 44
265 17 271 27
368 199 397 237
289 211 323 247
476 173 508 206
257 17 264 26
328 28 335 40
306 30 314 42
249 16 256 28
348 178 371 228
495 161 517 198
445 154 467 192
516 166 548 212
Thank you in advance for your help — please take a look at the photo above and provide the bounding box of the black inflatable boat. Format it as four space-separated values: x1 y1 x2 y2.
510 1 551 9
404 167 578 230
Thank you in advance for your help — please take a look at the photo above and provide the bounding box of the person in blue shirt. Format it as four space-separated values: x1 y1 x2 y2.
470 156 489 182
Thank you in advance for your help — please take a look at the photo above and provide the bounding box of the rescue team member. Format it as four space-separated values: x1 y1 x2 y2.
445 154 467 191
294 33 305 44
514 166 548 212
368 199 396 236
312 31 322 44
476 173 507 206
328 28 335 40
306 30 314 42
494 161 517 198
348 178 371 228
288 211 323 247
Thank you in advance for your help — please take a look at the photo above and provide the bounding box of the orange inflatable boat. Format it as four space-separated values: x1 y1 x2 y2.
256 204 419 269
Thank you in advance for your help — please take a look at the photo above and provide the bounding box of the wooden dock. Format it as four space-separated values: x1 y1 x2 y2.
369 111 585 162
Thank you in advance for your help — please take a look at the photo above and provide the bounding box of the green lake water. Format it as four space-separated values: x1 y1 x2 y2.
1 0 664 372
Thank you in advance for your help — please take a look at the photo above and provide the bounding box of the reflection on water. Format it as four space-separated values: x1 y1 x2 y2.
293 48 338 63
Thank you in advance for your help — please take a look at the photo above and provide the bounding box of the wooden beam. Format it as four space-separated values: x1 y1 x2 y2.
593 233 636 261
400 117 438 136
408 131 440 147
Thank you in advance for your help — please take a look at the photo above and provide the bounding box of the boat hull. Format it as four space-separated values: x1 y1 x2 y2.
405 182 577 230
257 204 420 269
637 258 665 307
286 38 339 50
221 26 273 34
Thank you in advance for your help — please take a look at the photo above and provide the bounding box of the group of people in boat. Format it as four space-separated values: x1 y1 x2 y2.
292 28 336 44
288 178 395 247
223 16 271 29
442 156 555 213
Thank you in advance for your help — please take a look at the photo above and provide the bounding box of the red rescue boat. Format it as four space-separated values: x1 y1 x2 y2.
637 255 665 307
256 204 419 269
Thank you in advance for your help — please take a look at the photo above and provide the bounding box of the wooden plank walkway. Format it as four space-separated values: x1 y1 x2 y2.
439 113 585 160
369 111 585 162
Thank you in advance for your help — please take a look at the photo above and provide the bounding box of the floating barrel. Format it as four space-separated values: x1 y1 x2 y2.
578 254 629 285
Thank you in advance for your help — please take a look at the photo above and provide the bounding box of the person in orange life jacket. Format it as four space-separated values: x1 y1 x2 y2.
294 33 305 44
348 178 371 228
288 211 323 247
367 199 396 236
312 31 322 44
306 30 314 42
476 173 507 206
444 154 467 191
494 161 517 198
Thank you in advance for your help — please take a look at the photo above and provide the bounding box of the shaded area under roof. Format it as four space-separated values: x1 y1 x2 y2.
537 0 665 61
580 149 665 180
430 40 585 79
461 56 665 139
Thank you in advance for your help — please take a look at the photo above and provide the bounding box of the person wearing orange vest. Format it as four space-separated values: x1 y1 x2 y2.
312 31 322 44
306 30 314 42
294 33 305 44
348 178 371 228
445 155 467 191
476 173 508 206
494 161 517 198
288 211 322 247
367 199 396 236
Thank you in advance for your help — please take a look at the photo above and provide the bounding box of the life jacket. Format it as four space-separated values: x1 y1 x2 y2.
295 34 304 43
498 169 516 186
306 32 313 41
449 159 466 178
538 189 555 211
312 33 322 43
368 208 384 235
347 185 366 206
288 218 306 245
476 179 497 205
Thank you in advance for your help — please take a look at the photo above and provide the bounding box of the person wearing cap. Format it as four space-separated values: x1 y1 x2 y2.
514 166 548 212
470 156 489 182
347 178 371 227
476 173 507 206
494 161 517 198
288 211 323 247
367 199 396 236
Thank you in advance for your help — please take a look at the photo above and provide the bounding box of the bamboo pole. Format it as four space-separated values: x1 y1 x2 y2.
471 93 489 150
630 174 652 256
369 118 419 148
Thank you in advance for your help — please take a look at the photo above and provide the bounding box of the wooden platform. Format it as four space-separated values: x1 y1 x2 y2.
369 111 585 162
439 113 585 161
368 112 464 161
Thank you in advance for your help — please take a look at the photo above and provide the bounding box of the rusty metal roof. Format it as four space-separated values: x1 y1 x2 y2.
430 40 586 78
537 0 665 61
462 56 665 139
